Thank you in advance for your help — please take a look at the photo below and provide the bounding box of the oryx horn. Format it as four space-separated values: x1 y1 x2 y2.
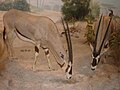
94 14 103 52
98 17 112 54
65 21 73 64
61 18 73 75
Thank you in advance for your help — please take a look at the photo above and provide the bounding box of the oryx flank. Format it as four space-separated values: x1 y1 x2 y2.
90 14 114 70
3 9 73 79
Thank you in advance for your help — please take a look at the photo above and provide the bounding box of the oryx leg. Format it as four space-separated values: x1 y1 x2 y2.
42 47 54 70
32 44 40 71
5 29 16 58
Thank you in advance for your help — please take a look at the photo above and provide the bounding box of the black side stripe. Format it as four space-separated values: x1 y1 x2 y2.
15 28 32 40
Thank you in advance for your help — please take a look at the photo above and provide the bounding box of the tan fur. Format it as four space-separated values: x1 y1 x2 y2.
3 9 67 69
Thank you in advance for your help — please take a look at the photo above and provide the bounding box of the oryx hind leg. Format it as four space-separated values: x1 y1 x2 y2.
42 47 54 70
32 44 40 71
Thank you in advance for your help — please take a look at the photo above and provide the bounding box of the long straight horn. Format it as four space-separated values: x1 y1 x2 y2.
61 18 70 49
65 21 73 64
61 18 73 64
61 18 73 79
61 18 71 57
98 17 112 54
94 14 103 52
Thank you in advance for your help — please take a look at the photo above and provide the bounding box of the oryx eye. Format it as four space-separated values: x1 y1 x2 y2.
60 52 64 59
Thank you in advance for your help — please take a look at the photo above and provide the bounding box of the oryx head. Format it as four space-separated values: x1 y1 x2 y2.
90 14 112 70
61 18 73 79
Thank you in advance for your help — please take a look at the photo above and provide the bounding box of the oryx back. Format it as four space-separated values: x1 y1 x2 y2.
3 9 53 42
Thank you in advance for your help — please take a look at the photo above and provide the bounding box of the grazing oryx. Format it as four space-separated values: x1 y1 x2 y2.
90 14 114 70
3 9 73 79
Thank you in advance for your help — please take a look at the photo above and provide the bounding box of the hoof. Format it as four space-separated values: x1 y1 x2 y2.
32 66 36 72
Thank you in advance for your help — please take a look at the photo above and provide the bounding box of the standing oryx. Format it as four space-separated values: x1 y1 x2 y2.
90 14 114 70
3 9 73 79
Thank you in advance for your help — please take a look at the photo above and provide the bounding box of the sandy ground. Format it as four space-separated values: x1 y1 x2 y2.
0 10 120 90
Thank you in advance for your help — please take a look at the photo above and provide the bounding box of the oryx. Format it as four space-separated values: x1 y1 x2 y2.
3 9 73 79
90 14 114 70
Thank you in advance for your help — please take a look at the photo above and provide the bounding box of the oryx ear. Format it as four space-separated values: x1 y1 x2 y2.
89 43 94 52
100 47 109 57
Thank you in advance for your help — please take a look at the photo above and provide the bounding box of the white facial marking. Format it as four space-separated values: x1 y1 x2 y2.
91 65 97 70
96 55 100 63
66 62 72 79
66 73 72 79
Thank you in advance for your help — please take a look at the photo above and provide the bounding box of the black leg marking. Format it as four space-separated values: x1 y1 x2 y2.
3 27 6 41
42 47 49 56
45 49 49 55
35 46 39 53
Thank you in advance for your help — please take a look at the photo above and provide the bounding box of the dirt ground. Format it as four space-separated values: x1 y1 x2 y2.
0 10 120 90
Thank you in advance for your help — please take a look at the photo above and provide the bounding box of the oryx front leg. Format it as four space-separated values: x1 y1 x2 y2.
6 31 16 58
32 44 40 71
43 47 54 70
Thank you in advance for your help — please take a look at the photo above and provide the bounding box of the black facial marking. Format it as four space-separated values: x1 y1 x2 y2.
92 58 97 67
93 51 99 57
98 58 100 63
35 46 39 53
65 65 70 72
69 66 72 75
